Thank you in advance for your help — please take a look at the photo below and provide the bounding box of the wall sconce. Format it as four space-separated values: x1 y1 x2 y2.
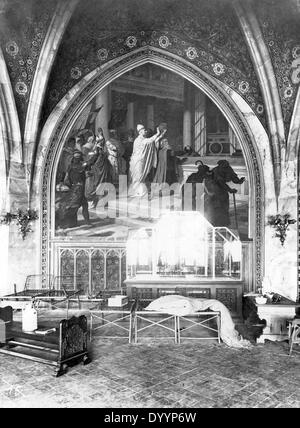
0 209 38 240
267 213 296 246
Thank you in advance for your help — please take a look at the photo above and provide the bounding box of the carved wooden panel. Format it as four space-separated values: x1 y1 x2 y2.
75 250 89 294
60 250 74 282
91 250 105 295
106 250 120 290
131 287 154 300
57 246 125 295
60 315 88 360
216 288 237 313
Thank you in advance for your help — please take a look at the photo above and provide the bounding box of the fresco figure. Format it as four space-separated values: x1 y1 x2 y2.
185 160 211 211
85 128 112 208
129 124 164 197
62 150 91 228
153 138 178 187
204 160 245 227
186 160 210 184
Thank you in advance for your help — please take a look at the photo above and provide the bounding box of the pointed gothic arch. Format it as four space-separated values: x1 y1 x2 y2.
35 46 273 290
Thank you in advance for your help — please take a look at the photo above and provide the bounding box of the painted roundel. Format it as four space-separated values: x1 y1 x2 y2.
158 35 171 49
15 81 28 96
6 41 19 57
209 141 223 154
125 36 137 49
97 48 108 61
292 45 300 59
186 47 198 60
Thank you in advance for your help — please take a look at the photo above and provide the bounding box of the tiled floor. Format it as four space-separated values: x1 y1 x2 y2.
0 316 300 408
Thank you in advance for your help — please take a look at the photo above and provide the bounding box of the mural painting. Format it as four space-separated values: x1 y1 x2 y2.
54 64 249 242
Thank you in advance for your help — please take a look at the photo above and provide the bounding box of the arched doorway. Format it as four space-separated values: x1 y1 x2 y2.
37 47 267 297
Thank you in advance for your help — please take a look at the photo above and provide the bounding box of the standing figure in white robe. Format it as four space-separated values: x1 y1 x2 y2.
129 124 162 197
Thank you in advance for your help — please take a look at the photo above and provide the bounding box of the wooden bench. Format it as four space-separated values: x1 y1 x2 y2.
0 306 91 377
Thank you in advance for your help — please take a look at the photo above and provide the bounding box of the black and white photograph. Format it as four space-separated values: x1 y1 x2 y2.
0 0 299 410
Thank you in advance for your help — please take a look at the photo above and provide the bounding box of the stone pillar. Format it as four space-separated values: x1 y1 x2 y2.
194 90 206 155
0 225 9 296
183 81 194 149
0 162 40 295
0 151 9 296
95 85 110 139
126 101 135 131
0 150 7 215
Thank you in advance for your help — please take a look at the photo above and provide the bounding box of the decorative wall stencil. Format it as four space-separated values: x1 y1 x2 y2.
256 0 300 135
0 0 58 132
42 0 266 128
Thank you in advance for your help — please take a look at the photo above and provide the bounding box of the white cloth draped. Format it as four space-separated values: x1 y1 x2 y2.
145 295 252 348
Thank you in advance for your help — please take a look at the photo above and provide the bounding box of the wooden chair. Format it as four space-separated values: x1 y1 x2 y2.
288 318 300 356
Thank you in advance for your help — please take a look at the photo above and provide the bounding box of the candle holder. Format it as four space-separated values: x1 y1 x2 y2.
0 209 38 240
267 213 296 246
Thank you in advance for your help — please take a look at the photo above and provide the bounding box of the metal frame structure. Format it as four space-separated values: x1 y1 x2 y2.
90 308 134 343
133 311 178 343
177 312 221 344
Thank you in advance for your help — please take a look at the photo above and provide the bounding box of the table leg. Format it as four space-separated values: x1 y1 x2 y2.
90 313 93 341
177 317 181 344
129 313 132 344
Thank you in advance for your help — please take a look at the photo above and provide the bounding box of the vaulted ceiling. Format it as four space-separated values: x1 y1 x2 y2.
0 0 299 205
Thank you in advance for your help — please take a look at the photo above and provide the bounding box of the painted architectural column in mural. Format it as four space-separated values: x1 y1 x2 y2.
229 126 241 154
194 89 206 155
126 101 135 130
95 86 110 139
146 102 154 130
183 81 194 149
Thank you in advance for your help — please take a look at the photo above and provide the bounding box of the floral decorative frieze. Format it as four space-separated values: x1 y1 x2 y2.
44 28 266 128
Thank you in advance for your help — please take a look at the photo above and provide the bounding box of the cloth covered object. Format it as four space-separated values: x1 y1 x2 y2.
145 295 251 348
